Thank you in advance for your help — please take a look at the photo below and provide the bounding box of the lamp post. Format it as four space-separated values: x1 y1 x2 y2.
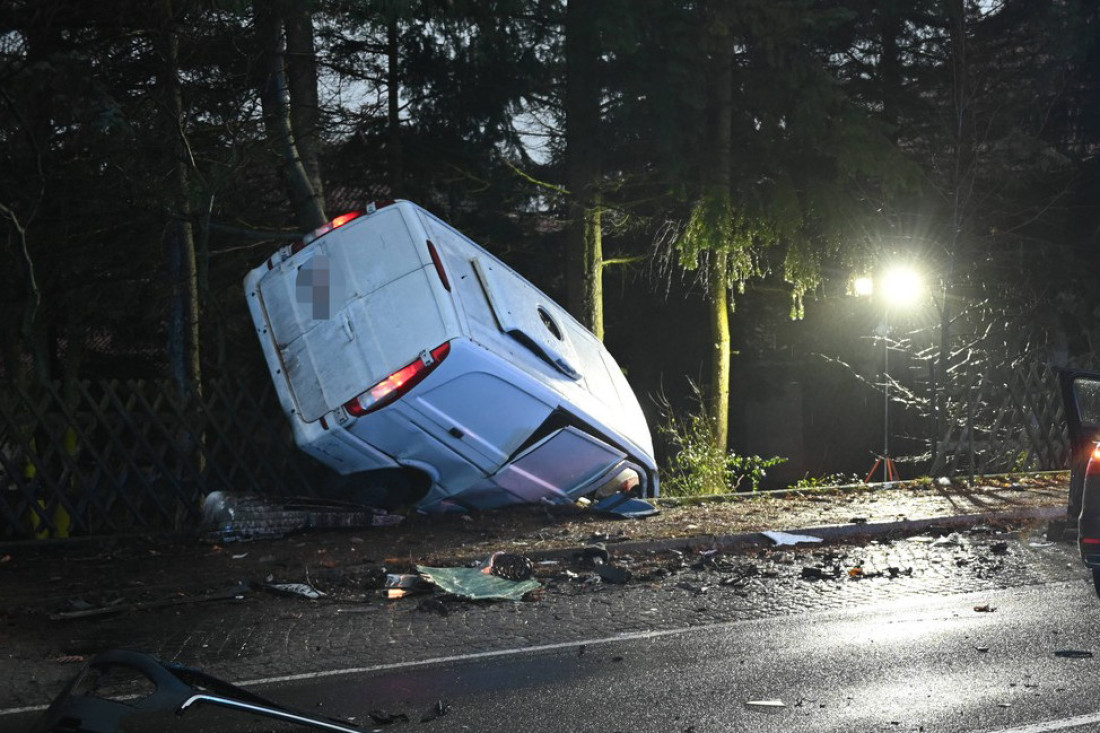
854 266 924 483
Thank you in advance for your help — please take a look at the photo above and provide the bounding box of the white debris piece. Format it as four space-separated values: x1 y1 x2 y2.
745 700 786 710
762 530 823 547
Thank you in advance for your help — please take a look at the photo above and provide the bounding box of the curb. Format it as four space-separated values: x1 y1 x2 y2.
525 504 1068 561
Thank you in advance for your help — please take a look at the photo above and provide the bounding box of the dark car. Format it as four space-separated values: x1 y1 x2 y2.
1058 369 1100 591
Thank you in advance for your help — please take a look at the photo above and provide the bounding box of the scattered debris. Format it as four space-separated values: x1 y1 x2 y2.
761 531 823 547
1029 541 1055 548
49 584 250 620
265 582 326 600
973 604 997 613
51 655 85 664
975 646 990 653
201 491 403 543
1054 650 1094 659
989 541 1010 555
932 533 962 548
383 573 432 599
849 517 868 524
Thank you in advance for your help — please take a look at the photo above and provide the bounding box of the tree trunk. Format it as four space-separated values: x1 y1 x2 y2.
256 0 326 231
565 0 603 337
708 250 731 452
156 3 201 398
933 0 970 473
284 0 325 210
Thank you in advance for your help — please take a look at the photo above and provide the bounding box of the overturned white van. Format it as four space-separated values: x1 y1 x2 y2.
244 200 659 514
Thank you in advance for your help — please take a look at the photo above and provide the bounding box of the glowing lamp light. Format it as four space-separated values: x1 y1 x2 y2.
882 266 923 307
852 276 875 297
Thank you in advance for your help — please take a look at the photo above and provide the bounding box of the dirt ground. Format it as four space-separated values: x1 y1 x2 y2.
0 474 1069 621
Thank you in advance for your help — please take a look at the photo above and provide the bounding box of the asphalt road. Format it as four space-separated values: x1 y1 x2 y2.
240 577 1100 733
11 539 1100 733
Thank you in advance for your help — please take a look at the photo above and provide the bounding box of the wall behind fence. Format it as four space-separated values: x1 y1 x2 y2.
0 379 326 540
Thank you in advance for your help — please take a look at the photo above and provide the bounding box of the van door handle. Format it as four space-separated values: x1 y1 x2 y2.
341 312 354 342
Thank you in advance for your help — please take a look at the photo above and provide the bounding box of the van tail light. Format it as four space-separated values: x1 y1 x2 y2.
343 342 451 417
1083 537 1100 545
426 240 451 291
292 211 364 254
1087 443 1100 475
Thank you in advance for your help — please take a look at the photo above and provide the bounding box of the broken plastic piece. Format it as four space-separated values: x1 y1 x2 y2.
31 649 367 733
417 565 540 601
1054 650 1094 658
762 531 823 546
593 493 659 518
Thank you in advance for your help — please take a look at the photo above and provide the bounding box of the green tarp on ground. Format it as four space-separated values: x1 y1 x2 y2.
417 566 540 601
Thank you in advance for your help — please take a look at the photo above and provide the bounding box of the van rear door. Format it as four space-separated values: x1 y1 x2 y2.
257 207 451 422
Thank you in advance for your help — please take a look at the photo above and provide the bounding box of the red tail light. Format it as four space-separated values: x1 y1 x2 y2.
344 342 450 417
1082 537 1100 545
292 211 364 254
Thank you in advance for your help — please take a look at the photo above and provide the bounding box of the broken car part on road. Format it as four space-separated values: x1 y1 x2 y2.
30 649 368 733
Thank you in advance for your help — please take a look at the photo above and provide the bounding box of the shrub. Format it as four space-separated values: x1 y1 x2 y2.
655 384 787 496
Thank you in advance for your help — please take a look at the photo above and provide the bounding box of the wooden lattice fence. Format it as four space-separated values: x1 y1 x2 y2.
0 379 326 540
929 361 1069 477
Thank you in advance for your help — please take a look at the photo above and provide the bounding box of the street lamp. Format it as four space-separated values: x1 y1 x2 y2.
854 265 924 483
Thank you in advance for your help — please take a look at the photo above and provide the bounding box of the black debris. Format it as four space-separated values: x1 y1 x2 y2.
369 710 410 725
420 700 450 723
1054 650 1094 659
596 563 632 584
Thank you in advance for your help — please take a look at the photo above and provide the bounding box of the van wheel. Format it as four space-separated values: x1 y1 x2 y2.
324 468 430 511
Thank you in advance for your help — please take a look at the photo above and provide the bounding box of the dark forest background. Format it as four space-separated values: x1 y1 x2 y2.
2 0 1099 486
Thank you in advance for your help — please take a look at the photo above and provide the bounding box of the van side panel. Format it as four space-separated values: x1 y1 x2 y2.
411 371 553 469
